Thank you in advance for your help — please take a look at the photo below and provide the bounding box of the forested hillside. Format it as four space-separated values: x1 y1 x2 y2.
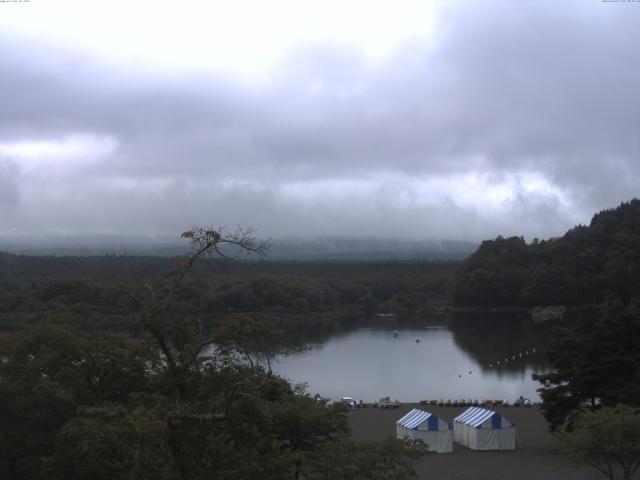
453 199 640 307
0 255 454 333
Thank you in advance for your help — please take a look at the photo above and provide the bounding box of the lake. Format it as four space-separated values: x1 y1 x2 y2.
272 315 553 403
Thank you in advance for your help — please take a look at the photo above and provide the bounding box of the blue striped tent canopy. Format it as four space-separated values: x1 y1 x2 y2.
397 409 439 430
454 407 510 428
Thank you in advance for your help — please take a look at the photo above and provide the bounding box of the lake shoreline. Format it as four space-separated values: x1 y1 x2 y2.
274 323 549 403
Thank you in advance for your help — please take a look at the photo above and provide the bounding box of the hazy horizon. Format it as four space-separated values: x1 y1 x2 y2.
0 231 478 260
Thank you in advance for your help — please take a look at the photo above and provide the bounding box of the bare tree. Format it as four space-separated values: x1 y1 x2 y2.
120 226 269 397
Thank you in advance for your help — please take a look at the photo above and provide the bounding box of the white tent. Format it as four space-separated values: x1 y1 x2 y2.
453 407 516 451
396 408 453 453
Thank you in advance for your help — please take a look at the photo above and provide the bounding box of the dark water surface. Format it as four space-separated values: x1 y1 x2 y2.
272 314 554 403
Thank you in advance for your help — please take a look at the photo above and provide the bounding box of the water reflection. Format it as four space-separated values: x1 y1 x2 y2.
449 311 551 374
272 314 559 403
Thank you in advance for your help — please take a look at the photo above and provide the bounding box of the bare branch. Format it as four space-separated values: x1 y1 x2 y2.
118 286 145 309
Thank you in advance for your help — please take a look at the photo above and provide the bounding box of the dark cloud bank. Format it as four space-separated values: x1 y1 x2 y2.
1 0 639 254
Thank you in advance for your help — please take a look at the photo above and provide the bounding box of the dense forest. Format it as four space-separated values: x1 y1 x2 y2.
452 199 640 307
0 253 455 335
0 228 430 480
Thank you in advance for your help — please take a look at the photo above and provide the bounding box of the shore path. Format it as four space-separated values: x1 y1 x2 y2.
348 404 603 480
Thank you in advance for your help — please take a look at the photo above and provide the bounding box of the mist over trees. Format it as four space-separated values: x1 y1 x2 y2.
0 236 477 261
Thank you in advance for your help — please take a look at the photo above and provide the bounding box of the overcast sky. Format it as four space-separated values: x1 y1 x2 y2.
0 0 639 244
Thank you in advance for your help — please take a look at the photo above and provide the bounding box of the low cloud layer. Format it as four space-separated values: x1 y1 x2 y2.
1 0 639 244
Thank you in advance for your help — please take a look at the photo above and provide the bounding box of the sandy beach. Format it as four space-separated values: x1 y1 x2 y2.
348 404 604 480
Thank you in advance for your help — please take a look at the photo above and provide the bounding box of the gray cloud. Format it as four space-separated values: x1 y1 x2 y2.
0 157 19 209
1 0 639 244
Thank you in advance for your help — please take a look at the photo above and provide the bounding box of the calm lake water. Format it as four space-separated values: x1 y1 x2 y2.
272 316 553 403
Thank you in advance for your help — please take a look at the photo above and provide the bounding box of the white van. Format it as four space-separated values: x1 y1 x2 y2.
341 397 357 409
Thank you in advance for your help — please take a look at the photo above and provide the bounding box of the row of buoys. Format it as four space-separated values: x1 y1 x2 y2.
391 330 538 373
487 348 536 369
455 348 538 379
420 398 533 407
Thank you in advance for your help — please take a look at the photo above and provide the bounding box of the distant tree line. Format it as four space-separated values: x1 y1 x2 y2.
0 258 454 334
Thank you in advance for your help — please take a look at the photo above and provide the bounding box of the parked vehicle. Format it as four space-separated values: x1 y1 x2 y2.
513 396 532 407
378 396 401 409
341 397 357 409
